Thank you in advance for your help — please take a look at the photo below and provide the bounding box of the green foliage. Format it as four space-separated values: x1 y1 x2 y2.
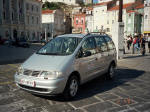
42 2 67 10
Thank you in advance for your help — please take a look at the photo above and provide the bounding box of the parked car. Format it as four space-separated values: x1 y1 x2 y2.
14 33 117 99
17 38 30 48
0 38 7 45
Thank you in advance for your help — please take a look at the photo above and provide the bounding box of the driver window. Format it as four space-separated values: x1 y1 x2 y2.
76 37 96 58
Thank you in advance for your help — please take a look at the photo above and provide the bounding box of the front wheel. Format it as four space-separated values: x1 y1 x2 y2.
63 75 79 100
106 63 115 80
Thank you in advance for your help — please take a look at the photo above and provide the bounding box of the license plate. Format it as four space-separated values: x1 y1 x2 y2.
20 79 35 87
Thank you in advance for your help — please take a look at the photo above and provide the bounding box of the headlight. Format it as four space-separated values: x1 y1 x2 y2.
40 71 63 79
17 67 24 75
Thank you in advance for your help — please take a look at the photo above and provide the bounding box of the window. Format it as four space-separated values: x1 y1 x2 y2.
104 36 115 50
47 24 49 29
3 11 6 20
37 37 82 55
36 6 38 12
27 16 29 24
78 27 82 32
32 5 34 11
106 28 110 32
26 3 29 10
3 0 5 8
81 19 84 24
107 20 109 24
12 12 14 20
145 15 148 19
82 37 96 55
95 36 108 52
112 20 114 24
32 16 34 24
19 1 21 8
76 20 78 24
37 17 38 24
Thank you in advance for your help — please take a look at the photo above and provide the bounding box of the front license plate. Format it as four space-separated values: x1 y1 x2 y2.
20 79 35 87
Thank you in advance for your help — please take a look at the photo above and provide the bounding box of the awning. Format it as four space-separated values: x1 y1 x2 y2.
144 31 150 34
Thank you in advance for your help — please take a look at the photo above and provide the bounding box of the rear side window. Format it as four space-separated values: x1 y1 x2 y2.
82 37 96 55
95 36 108 52
104 36 115 50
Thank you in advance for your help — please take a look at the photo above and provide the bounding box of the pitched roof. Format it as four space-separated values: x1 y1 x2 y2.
135 4 144 9
94 1 111 7
127 10 137 13
42 9 54 14
87 7 93 11
108 3 134 11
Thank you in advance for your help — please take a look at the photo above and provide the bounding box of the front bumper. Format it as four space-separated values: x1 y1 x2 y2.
14 74 67 95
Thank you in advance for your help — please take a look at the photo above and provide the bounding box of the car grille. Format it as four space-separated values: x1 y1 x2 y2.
19 84 48 92
23 69 40 77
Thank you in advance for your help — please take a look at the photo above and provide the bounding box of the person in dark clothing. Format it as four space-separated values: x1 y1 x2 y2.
140 35 146 55
148 35 150 53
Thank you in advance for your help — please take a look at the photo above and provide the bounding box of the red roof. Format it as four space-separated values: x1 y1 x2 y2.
108 3 134 11
127 10 137 13
94 1 110 7
42 9 54 14
87 7 93 11
135 4 144 9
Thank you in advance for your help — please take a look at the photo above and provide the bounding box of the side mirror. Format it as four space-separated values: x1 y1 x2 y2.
83 51 92 57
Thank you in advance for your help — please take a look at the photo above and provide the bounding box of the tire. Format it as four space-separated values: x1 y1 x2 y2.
63 75 79 100
107 63 115 80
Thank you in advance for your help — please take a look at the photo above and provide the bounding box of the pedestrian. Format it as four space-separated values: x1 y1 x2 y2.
133 35 140 53
140 35 146 55
147 34 150 53
126 36 131 50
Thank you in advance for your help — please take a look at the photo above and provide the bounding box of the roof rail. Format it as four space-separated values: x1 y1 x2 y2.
89 32 108 35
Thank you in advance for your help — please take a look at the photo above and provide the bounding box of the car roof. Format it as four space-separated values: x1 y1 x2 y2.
57 34 87 38
56 33 109 39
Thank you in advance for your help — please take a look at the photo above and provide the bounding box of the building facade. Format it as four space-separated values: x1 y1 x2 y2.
144 0 150 36
25 0 42 41
73 13 86 33
42 9 65 39
93 2 109 33
42 0 83 5
0 0 42 41
85 7 94 32
126 4 144 37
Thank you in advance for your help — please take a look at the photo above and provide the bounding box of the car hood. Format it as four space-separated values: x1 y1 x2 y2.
22 53 73 71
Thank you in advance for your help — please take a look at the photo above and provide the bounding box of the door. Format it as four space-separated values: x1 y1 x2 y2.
103 36 116 65
75 37 98 82
94 36 109 74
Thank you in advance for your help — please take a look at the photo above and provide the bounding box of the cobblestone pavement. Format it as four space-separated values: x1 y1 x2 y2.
0 54 150 112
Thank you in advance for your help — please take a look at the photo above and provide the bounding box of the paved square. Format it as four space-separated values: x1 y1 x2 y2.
0 54 150 112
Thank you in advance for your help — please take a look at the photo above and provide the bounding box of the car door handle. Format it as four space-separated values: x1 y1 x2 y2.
88 58 98 62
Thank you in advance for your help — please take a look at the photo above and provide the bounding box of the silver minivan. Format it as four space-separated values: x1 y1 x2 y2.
14 33 117 99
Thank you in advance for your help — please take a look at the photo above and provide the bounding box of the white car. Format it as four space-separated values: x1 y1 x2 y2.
14 33 117 99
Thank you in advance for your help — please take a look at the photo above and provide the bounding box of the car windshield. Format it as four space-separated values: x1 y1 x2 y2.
37 37 82 55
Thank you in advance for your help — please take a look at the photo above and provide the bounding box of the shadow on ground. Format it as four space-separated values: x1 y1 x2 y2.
0 59 25 65
123 54 150 59
36 67 145 102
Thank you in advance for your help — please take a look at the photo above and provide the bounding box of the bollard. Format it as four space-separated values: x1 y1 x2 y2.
132 44 135 54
